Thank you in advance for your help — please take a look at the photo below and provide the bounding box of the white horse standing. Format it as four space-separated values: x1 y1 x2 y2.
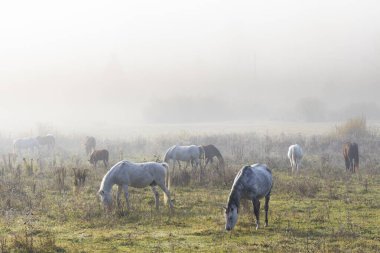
288 144 303 174
13 138 39 156
164 145 204 169
98 161 173 211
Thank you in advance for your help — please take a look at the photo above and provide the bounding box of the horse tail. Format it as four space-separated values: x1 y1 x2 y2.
217 154 225 170
162 162 170 203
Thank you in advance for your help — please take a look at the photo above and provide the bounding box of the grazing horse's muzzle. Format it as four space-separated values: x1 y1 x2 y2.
225 226 231 231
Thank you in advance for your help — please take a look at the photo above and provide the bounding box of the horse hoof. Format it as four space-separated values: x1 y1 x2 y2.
256 226 259 230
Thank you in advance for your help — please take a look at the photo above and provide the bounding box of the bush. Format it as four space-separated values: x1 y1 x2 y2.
334 117 368 139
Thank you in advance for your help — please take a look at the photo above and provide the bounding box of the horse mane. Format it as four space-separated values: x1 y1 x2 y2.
163 146 175 162
99 161 125 193
227 165 251 211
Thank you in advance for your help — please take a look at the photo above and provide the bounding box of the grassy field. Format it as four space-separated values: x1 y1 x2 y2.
0 119 380 252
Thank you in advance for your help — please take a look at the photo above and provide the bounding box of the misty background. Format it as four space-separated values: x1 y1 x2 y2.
1 0 380 135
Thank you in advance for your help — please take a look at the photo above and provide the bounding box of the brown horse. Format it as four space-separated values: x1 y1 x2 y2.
89 149 109 168
343 142 359 173
85 136 96 155
200 144 225 177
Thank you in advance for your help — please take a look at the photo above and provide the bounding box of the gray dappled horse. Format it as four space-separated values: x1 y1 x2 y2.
225 164 273 231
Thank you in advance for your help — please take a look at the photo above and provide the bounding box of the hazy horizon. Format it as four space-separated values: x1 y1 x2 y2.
1 1 380 134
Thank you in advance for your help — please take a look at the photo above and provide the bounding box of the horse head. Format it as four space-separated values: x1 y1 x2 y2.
225 203 238 231
98 190 112 210
163 146 175 163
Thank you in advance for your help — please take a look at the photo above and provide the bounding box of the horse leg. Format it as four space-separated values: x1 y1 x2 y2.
350 159 354 173
204 158 210 168
103 159 107 168
352 158 357 173
122 184 130 210
344 157 350 172
195 158 202 182
289 159 293 174
116 185 122 209
252 198 261 230
195 158 200 168
150 186 160 210
354 159 358 173
291 161 294 174
157 181 173 209
292 154 297 175
298 158 302 174
264 193 270 227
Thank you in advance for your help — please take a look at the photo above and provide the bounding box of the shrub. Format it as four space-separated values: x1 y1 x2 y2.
334 117 368 139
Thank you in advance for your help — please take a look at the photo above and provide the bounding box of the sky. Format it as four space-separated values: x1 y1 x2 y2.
0 0 380 133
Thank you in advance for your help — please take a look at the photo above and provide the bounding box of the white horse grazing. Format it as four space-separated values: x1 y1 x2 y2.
288 144 303 174
98 161 173 211
13 138 39 155
164 145 204 169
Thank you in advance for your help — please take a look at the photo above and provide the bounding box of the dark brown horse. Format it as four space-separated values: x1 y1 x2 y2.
89 149 109 168
85 136 96 155
343 142 359 173
200 144 225 174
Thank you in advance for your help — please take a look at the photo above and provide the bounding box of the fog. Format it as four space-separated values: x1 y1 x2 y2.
1 0 380 135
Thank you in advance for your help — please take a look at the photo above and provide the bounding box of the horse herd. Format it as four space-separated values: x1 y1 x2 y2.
13 134 55 154
97 141 360 231
10 134 360 231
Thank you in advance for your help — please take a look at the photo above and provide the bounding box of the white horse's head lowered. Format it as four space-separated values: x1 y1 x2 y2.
98 189 113 209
